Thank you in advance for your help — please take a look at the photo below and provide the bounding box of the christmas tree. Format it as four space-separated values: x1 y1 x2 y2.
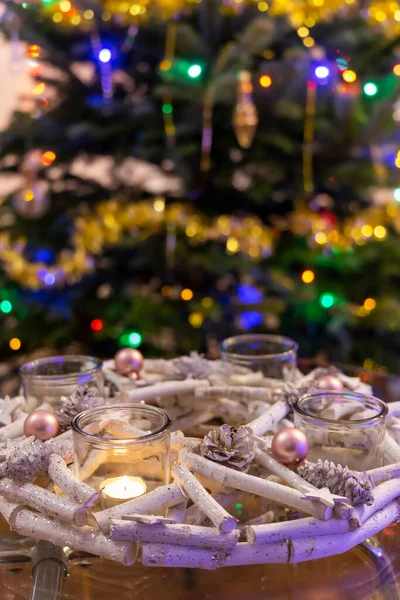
1 0 400 371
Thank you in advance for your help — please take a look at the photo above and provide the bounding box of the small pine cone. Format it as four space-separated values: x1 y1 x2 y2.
297 459 374 506
55 386 104 432
200 424 255 471
4 440 49 482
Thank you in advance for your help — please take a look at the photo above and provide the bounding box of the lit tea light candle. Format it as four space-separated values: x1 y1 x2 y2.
101 476 147 508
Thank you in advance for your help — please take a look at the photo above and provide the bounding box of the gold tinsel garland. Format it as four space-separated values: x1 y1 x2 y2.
1 195 399 290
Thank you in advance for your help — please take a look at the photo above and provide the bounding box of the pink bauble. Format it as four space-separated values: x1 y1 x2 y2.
316 375 343 391
271 428 309 465
114 348 144 376
24 410 60 441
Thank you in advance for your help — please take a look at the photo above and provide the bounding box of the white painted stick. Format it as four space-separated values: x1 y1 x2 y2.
167 501 187 524
125 379 209 402
95 482 186 533
246 401 290 436
0 495 20 522
48 454 97 503
353 479 400 526
10 509 136 566
254 449 335 507
184 452 332 521
195 386 273 402
366 462 400 484
245 515 351 544
0 414 28 441
142 543 226 570
172 464 237 533
171 411 215 433
384 432 400 462
184 491 239 526
0 402 51 442
0 478 88 526
101 420 147 439
388 402 400 418
111 520 240 548
45 430 74 463
321 401 362 420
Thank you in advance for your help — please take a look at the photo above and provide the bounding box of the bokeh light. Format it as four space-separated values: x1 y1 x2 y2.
301 269 315 284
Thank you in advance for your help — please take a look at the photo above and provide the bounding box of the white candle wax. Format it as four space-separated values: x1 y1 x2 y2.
101 476 147 508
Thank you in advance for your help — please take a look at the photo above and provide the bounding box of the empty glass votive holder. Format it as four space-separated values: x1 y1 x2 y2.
220 334 298 380
20 355 104 411
72 404 171 507
293 392 388 470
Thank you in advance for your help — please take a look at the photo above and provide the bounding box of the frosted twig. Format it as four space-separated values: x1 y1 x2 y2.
124 379 209 403
95 482 186 532
167 501 187 524
172 464 237 533
366 462 400 484
183 452 332 520
0 478 89 526
246 401 290 436
195 386 274 402
48 454 97 504
384 433 400 462
10 508 136 566
111 520 240 548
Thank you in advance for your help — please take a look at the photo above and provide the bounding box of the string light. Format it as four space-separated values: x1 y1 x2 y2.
374 225 387 239
364 82 378 96
53 13 63 22
83 9 94 18
342 70 357 83
128 331 142 347
188 64 202 78
159 60 171 71
153 198 165 212
33 83 46 95
161 286 171 296
303 37 315 48
59 0 71 12
25 190 34 202
162 104 173 114
99 49 112 63
361 224 373 237
336 58 348 71
364 298 376 311
394 188 400 201
90 319 103 331
301 269 315 283
393 64 400 76
28 45 40 58
9 338 21 351
0 300 12 313
181 288 193 301
315 232 327 244
320 292 335 308
258 1 268 10
202 297 213 308
41 151 56 166
188 312 204 328
226 237 239 253
259 75 272 88
315 66 330 79
297 26 309 37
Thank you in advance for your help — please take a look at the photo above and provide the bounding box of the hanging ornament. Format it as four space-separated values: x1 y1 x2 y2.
233 71 258 150
13 181 49 219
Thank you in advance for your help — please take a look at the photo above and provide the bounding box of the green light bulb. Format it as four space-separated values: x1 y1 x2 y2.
188 64 202 78
0 300 12 314
320 293 335 308
363 82 378 96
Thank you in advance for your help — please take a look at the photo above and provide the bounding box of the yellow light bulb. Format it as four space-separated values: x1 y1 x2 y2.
374 225 387 239
9 338 21 351
226 237 239 253
364 298 376 311
315 232 327 245
181 288 193 301
188 312 204 328
342 70 356 83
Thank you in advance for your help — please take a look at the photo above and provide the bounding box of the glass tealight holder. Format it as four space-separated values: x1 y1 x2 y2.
20 355 104 411
72 404 171 507
293 392 388 470
220 334 298 380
